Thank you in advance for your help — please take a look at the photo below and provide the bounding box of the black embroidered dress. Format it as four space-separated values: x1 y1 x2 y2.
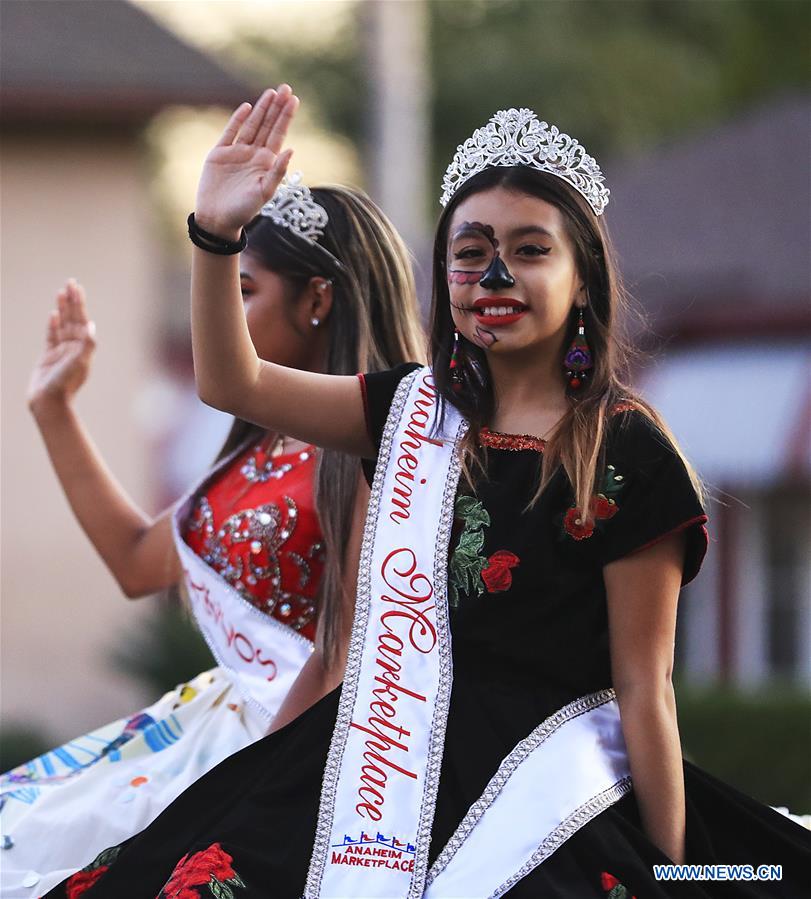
51 364 810 898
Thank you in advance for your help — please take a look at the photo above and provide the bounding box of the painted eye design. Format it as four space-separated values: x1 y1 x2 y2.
454 247 486 260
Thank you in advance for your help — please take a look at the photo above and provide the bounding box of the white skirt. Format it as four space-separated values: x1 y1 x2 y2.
0 667 266 897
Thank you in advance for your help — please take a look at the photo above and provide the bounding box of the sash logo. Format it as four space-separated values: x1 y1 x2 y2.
330 832 416 872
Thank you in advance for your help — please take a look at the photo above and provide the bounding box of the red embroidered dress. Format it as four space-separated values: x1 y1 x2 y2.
183 441 325 641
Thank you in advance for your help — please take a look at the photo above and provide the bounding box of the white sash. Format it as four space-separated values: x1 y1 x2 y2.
424 691 631 898
305 368 632 898
171 440 313 721
306 369 463 898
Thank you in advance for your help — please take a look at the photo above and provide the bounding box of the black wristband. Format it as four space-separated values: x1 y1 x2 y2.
187 213 247 255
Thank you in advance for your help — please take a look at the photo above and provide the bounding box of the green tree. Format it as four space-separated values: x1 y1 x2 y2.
213 0 809 184
111 598 213 697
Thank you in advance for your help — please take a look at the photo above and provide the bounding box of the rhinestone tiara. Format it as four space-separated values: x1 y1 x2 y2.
260 171 329 243
440 108 609 216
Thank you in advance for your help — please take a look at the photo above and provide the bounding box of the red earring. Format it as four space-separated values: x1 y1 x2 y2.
563 308 593 391
450 329 463 393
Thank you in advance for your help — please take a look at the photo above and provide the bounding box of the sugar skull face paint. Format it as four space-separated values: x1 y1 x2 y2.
448 269 481 285
479 254 515 290
445 188 586 358
473 324 498 347
447 221 517 288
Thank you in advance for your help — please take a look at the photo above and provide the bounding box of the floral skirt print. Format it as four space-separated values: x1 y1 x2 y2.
1 669 266 897
48 689 811 898
63 842 246 899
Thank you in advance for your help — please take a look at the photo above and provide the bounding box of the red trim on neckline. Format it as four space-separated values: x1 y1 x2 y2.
610 401 640 415
479 427 546 452
479 400 639 453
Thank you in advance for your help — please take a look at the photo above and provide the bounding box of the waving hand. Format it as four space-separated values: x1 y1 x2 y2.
195 85 299 237
190 84 373 460
28 279 96 408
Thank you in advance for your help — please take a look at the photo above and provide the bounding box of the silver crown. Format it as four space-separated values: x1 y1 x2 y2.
440 108 609 216
260 171 329 243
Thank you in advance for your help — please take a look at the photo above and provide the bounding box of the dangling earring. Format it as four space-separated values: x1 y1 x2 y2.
449 329 463 393
563 307 593 391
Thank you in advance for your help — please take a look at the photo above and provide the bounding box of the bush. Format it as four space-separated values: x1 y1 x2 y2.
110 597 214 697
0 724 53 772
1 601 213 775
676 683 811 812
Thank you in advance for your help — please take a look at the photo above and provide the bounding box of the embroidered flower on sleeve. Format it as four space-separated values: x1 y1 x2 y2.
64 845 122 898
158 842 245 899
601 871 637 898
563 464 624 541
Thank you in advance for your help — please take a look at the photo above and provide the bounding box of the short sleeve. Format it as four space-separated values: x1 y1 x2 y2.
599 411 708 585
358 362 423 487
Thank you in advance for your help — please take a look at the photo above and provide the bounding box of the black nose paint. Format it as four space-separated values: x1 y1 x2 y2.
479 254 515 290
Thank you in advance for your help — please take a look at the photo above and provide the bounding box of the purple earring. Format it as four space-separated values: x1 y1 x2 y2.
450 329 463 393
563 308 593 391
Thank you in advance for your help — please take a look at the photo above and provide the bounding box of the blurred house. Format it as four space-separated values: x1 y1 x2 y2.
1 0 248 741
605 94 811 689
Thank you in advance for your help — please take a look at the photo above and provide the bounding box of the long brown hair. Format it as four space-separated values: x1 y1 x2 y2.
429 166 702 518
217 186 425 665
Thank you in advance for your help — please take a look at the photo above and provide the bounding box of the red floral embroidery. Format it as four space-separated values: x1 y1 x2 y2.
65 867 109 898
564 493 619 540
481 550 520 592
563 461 624 542
159 842 245 898
592 494 619 521
601 870 637 898
564 507 596 540
64 845 121 896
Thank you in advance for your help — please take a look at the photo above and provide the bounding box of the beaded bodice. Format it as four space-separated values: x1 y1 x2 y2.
183 441 325 641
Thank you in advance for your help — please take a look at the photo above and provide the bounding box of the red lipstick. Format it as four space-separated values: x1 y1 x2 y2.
472 297 528 326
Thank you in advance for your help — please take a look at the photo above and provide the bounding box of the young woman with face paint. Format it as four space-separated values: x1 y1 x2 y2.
49 90 809 899
7 181 424 896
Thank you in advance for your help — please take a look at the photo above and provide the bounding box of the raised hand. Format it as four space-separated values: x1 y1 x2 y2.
28 279 97 409
194 85 299 238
